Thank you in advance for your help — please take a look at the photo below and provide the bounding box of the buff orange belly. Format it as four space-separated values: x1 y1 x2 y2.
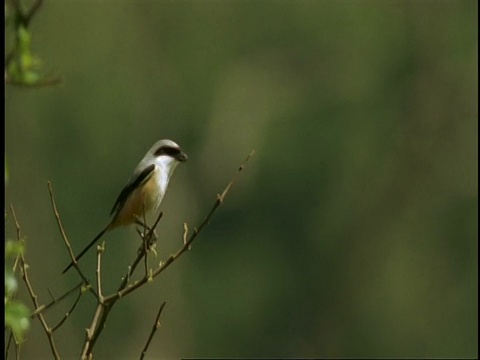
109 171 160 228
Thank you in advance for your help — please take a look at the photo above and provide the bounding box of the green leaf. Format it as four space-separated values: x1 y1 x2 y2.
5 300 31 343
5 269 18 297
5 240 24 258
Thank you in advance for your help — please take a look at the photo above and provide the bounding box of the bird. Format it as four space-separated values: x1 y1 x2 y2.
62 139 188 274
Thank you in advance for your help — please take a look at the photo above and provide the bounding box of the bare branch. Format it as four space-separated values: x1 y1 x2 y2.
5 331 14 360
140 301 167 360
15 341 21 360
23 0 44 26
5 0 50 73
182 222 188 246
19 259 61 359
6 205 22 358
31 282 83 318
9 203 23 273
10 206 61 360
51 285 83 332
142 202 149 276
82 211 164 355
47 181 98 299
81 304 106 359
129 211 164 280
96 242 105 302
8 0 44 27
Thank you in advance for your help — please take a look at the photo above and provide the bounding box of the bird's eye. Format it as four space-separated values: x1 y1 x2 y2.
154 146 180 157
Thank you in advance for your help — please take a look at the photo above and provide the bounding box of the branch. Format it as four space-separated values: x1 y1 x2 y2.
23 0 44 26
8 203 23 274
130 210 163 280
19 258 61 359
8 0 44 28
5 331 14 360
81 304 106 360
96 242 105 301
140 301 166 360
31 282 83 318
82 211 164 355
51 285 83 332
10 205 61 360
47 181 97 299
142 203 150 277
5 0 61 87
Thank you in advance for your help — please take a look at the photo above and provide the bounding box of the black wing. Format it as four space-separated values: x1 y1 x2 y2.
110 163 155 216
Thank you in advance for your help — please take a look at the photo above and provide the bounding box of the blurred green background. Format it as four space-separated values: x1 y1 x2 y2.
4 0 478 358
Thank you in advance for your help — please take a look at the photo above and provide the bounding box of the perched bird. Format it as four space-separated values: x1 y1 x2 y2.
62 139 188 274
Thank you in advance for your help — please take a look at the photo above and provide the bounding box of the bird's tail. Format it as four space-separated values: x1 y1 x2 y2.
61 226 109 274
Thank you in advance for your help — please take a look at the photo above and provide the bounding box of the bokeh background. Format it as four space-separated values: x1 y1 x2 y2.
5 1 478 358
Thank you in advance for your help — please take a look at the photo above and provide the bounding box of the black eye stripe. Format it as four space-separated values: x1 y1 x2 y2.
154 146 180 157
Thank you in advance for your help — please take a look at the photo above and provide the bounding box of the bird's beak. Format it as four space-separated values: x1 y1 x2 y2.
177 151 188 162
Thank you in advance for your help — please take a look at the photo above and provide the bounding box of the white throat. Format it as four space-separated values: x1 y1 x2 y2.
152 155 179 209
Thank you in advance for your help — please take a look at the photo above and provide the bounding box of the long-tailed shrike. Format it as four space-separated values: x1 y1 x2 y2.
62 139 187 274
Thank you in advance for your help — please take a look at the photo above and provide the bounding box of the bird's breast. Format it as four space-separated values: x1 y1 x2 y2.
142 167 166 212
110 167 166 228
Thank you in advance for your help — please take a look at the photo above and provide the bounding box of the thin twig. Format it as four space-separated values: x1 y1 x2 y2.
96 242 105 301
140 301 167 360
47 181 98 299
5 0 45 70
51 285 83 332
9 0 44 27
183 222 188 246
129 212 163 279
83 211 164 355
47 181 83 273
19 257 61 359
82 304 106 360
15 342 20 360
9 203 23 273
31 282 83 317
6 205 21 359
142 202 149 276
23 0 44 26
10 205 61 360
83 208 163 356
5 331 14 360
9 204 85 332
